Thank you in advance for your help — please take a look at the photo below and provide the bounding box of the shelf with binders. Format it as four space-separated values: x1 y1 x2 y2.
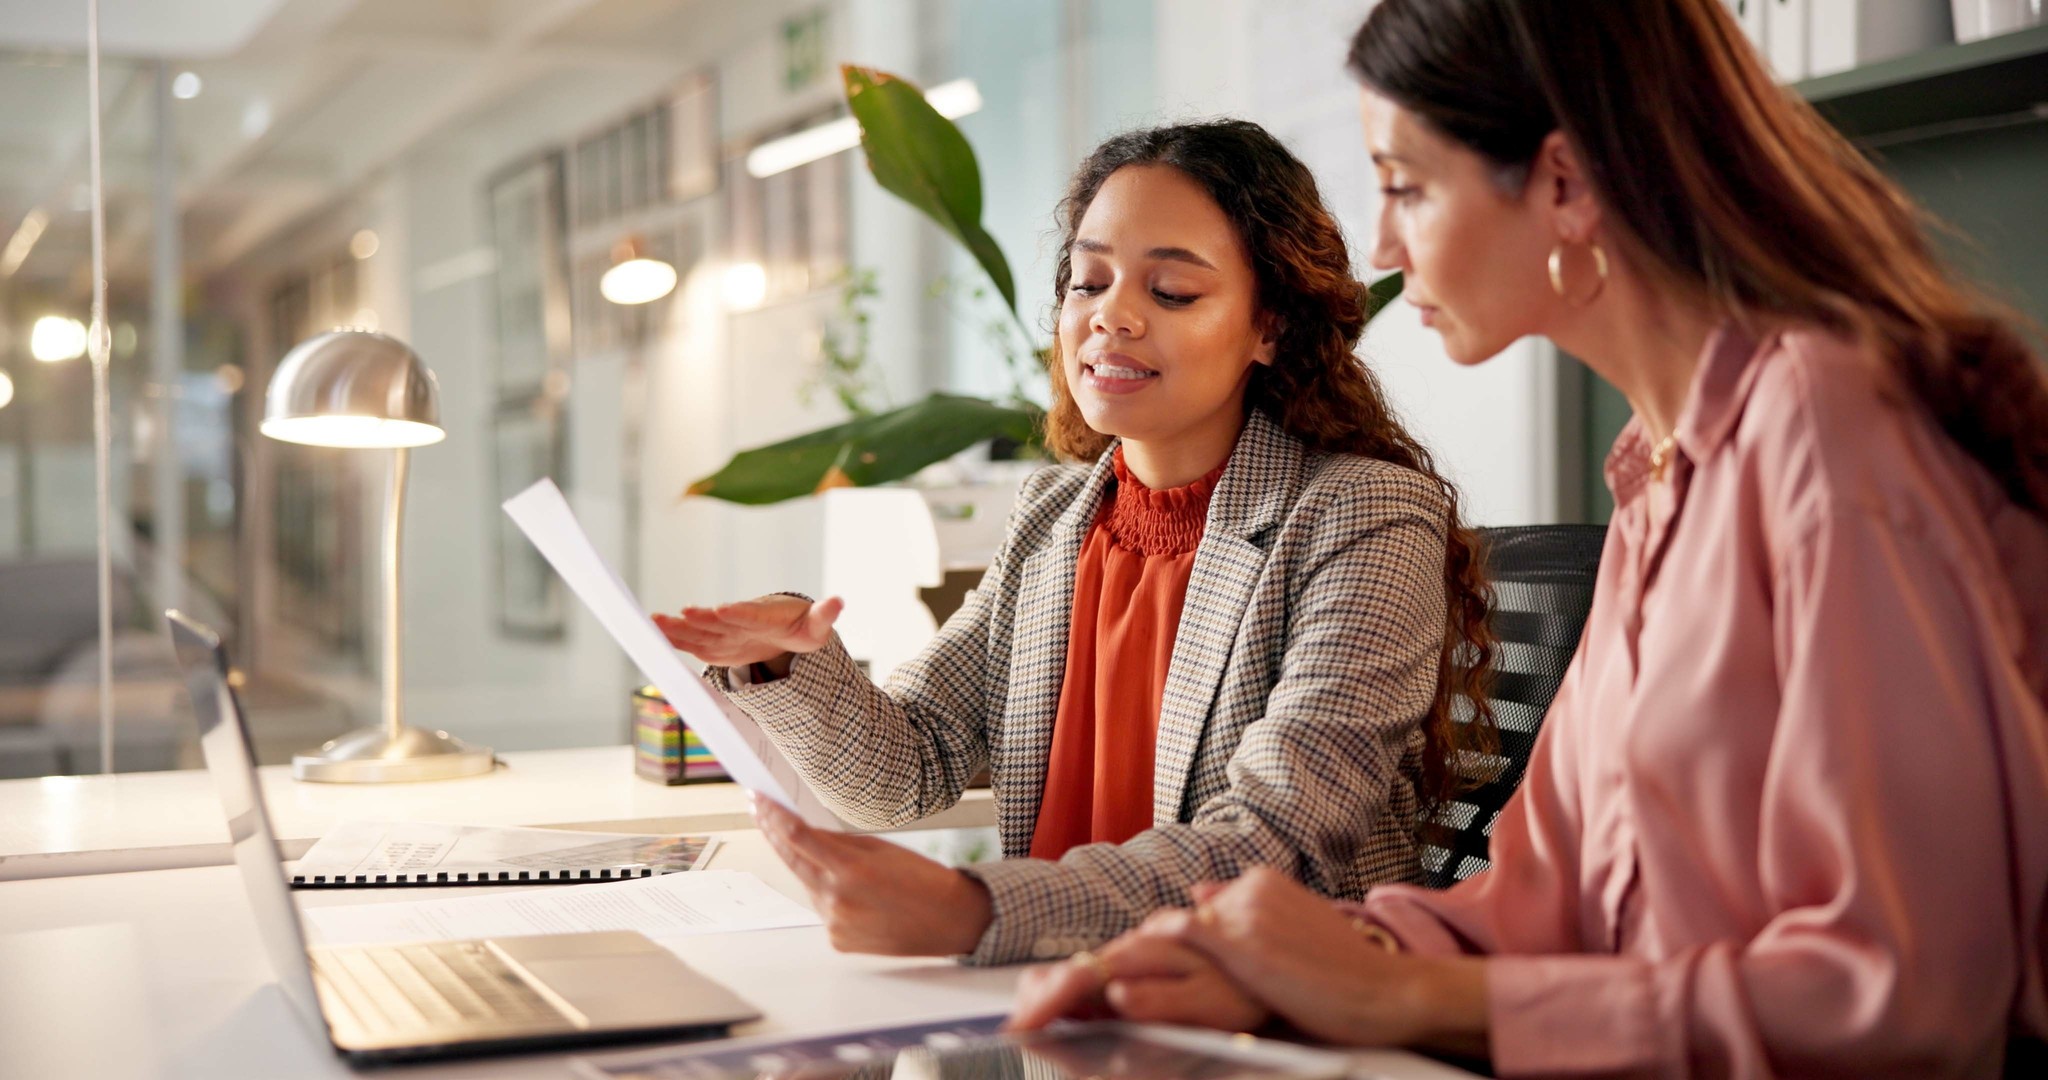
1795 22 2048 144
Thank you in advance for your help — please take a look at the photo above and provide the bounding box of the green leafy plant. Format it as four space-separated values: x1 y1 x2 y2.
801 267 883 418
687 64 1402 505
684 393 1040 505
927 272 1040 405
689 64 1048 504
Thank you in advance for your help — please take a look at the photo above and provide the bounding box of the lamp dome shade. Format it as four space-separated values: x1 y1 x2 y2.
600 257 677 305
261 330 446 448
599 236 676 305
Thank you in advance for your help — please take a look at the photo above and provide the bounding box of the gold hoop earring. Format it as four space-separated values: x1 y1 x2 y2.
1547 240 1609 307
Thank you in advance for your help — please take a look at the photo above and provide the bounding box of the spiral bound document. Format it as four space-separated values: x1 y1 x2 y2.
287 821 719 888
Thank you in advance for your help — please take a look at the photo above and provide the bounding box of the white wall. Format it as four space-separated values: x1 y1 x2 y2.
942 0 1067 399
940 0 1159 401
1153 0 1564 526
637 0 937 625
391 0 961 749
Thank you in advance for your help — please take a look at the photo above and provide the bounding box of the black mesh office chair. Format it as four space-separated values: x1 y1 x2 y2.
1420 524 1607 889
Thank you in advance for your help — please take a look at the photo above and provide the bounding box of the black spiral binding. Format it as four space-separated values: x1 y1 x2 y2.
288 866 658 888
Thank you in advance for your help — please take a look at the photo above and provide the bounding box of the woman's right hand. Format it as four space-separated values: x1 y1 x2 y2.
653 594 844 675
1004 931 1270 1034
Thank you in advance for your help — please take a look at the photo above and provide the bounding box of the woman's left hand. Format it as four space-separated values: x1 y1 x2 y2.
1150 867 1490 1056
751 795 994 956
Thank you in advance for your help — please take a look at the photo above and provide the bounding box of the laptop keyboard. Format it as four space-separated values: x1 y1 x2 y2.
313 940 574 1039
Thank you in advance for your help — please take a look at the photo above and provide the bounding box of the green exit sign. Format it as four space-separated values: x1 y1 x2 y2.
783 9 828 92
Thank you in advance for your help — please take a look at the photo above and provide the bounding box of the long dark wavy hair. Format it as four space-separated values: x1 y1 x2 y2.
1349 0 2048 518
1041 120 1497 811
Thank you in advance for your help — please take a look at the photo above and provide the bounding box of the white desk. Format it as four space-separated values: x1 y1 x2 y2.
0 745 994 880
0 830 1478 1080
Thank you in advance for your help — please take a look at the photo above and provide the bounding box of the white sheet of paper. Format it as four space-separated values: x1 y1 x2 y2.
502 478 849 829
301 870 820 946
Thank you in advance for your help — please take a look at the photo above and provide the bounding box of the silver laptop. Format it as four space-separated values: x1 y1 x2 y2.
166 609 760 1065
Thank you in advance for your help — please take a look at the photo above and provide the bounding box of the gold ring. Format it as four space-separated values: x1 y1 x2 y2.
1070 949 1112 986
1349 917 1401 955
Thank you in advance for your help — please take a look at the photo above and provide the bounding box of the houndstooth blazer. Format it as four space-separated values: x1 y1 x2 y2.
710 409 1448 965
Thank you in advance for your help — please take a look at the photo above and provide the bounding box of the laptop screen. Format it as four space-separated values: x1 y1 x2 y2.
166 610 329 1039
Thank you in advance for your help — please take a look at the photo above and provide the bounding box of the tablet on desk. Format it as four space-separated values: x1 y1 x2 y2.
576 1016 1356 1080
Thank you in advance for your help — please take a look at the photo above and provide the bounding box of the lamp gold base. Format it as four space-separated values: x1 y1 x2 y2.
291 725 496 783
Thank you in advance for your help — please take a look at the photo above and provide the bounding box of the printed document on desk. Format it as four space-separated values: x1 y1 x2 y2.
302 870 822 947
289 822 719 886
504 478 850 830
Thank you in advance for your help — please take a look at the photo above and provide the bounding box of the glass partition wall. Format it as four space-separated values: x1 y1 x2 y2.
0 0 1189 777
0 45 121 775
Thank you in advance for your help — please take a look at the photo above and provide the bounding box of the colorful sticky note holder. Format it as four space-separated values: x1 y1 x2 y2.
632 685 728 786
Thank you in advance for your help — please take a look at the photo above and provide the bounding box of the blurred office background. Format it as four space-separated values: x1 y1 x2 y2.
0 0 2041 777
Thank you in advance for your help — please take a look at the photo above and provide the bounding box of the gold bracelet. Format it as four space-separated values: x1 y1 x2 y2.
1349 917 1401 954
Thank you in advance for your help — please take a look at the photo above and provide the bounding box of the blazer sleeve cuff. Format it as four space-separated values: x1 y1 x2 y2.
955 858 1119 967
702 635 860 739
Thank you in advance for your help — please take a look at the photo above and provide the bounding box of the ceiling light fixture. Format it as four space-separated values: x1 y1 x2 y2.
0 370 13 411
241 98 271 139
349 229 379 260
599 237 677 305
171 71 202 99
30 315 87 362
745 78 983 179
0 208 49 278
720 262 768 311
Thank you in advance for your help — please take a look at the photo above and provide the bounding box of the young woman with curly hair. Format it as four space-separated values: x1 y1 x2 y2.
657 119 1494 966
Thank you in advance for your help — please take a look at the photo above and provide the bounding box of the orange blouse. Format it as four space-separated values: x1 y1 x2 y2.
1029 448 1226 860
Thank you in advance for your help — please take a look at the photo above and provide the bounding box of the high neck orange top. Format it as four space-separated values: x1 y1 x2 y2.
1029 447 1226 860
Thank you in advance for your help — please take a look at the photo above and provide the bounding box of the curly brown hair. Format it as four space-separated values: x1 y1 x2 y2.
1041 120 1496 811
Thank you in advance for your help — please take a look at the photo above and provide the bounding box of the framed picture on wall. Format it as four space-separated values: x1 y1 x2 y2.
720 110 849 307
720 151 764 273
486 152 572 398
265 267 370 661
667 70 719 203
804 138 849 285
490 394 567 640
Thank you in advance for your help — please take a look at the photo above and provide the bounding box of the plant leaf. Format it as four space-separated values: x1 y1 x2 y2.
842 64 1018 316
686 394 1043 505
1365 271 1404 323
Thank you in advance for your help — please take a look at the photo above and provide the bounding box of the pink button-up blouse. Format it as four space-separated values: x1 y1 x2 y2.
1365 324 2048 1077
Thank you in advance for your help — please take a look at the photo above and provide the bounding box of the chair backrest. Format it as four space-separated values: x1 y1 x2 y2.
1420 524 1606 889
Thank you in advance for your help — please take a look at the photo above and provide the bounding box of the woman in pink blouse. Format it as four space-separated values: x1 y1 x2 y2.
1008 1 2048 1076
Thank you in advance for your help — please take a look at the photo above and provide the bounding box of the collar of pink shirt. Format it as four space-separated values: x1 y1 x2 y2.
1603 320 1776 509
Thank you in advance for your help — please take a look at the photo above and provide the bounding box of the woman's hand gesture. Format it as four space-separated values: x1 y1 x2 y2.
751 795 994 956
654 594 843 675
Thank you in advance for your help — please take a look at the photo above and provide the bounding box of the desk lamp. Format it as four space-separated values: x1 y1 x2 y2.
261 330 494 781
